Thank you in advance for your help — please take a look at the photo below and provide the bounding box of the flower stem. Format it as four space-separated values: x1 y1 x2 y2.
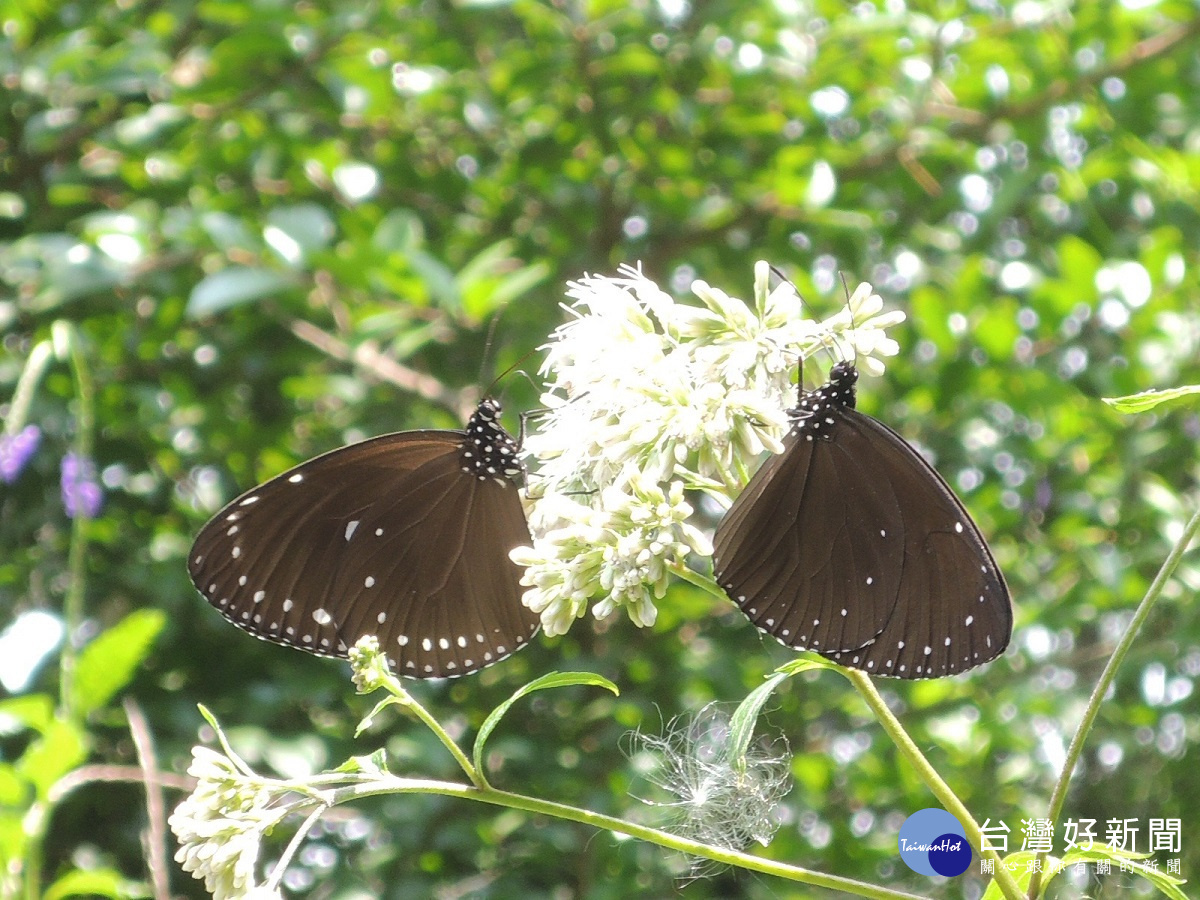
3 340 53 435
58 322 95 721
668 560 730 603
1027 502 1200 899
847 671 1025 900
321 775 931 900
379 680 481 787
265 804 327 893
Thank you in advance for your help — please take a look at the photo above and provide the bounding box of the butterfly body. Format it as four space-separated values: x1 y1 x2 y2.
713 361 1012 678
188 399 539 679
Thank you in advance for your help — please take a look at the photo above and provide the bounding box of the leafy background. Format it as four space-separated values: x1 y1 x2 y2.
2 0 1198 897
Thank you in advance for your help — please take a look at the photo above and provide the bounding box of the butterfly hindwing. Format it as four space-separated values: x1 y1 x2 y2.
817 410 1011 677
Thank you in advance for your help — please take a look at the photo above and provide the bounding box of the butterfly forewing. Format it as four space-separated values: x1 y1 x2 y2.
713 361 1012 679
330 456 538 676
189 402 540 678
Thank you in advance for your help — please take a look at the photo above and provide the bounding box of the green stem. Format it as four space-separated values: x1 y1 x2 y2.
1026 503 1200 899
317 775 932 900
847 671 1025 900
58 322 96 721
668 560 729 602
379 680 481 787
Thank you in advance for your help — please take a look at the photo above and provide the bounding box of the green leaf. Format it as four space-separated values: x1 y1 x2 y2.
472 672 619 781
198 704 256 778
979 852 1044 899
265 203 335 264
336 750 390 775
408 249 458 310
1103 384 1200 413
727 660 829 770
355 696 403 737
186 266 294 317
72 609 166 717
44 867 147 899
1062 844 1188 899
371 208 425 253
17 718 88 800
0 695 55 735
727 670 790 770
982 846 1188 900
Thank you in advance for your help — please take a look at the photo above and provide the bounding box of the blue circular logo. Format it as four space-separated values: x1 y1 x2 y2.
898 808 971 877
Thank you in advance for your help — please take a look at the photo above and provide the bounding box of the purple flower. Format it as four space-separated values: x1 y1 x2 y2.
0 425 41 483
61 452 102 519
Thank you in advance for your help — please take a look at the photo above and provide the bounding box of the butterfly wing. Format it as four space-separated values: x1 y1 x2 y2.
713 422 908 653
188 429 539 678
816 410 1011 678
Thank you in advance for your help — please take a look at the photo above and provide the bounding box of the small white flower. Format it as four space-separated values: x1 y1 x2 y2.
515 261 905 635
348 634 391 693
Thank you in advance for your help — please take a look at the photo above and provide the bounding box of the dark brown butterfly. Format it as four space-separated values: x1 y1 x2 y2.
713 360 1011 678
188 398 539 678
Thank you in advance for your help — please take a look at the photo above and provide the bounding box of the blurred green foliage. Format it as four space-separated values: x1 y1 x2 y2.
2 0 1199 897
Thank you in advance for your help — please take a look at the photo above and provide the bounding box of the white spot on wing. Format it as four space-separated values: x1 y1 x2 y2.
345 520 360 541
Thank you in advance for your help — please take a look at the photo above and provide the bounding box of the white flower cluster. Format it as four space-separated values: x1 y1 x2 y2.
513 474 708 635
514 261 904 635
169 746 287 900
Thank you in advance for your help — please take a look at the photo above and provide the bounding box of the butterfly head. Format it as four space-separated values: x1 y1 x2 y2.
790 359 859 440
829 360 859 392
462 398 524 483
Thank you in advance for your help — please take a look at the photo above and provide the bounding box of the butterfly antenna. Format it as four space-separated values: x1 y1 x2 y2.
484 346 541 399
837 271 858 366
477 312 505 390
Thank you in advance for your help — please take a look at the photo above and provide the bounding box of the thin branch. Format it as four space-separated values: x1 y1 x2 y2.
320 776 933 900
288 318 469 418
848 671 1025 900
840 15 1200 180
124 698 171 900
1027 503 1200 899
48 765 194 804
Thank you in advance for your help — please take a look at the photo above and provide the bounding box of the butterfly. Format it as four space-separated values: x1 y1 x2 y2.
713 359 1012 678
188 398 539 678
